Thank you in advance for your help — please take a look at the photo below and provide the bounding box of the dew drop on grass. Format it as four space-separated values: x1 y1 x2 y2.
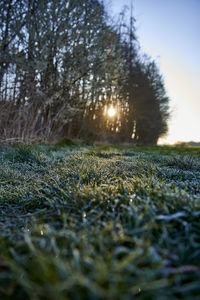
130 193 136 199
130 193 136 203
115 198 120 205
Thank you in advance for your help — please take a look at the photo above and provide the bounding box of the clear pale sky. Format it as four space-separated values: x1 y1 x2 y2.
108 0 200 144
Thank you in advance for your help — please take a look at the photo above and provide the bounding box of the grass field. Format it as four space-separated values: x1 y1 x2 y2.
0 144 200 299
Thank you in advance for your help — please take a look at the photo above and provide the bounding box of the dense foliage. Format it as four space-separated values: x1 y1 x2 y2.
0 0 170 144
0 144 200 299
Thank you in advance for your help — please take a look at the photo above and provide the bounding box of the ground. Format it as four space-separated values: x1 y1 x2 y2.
0 144 200 299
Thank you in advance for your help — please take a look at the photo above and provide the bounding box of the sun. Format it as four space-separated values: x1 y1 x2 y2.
107 106 116 117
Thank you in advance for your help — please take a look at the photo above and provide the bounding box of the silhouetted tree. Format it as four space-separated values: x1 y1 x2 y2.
116 5 170 145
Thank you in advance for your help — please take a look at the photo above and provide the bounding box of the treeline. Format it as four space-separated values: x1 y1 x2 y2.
0 0 170 144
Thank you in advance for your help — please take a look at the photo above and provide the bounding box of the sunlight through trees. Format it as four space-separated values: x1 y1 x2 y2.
107 107 116 118
0 0 170 145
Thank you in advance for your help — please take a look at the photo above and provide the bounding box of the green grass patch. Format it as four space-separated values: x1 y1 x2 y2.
0 145 200 299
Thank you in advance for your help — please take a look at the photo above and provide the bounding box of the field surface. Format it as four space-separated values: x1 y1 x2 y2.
0 144 200 299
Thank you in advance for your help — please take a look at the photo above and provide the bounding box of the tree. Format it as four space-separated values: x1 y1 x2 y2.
115 5 170 145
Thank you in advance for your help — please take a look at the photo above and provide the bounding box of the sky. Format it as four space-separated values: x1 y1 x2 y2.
107 0 200 144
